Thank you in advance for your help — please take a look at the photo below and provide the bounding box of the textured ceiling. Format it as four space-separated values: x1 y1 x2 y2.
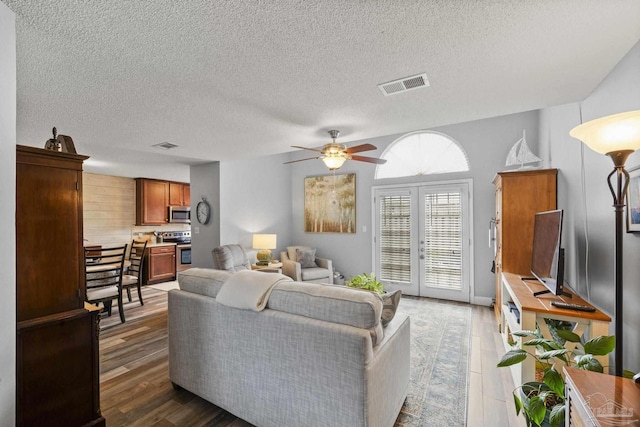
4 0 640 177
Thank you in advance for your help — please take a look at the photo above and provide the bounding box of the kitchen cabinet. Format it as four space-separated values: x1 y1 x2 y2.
16 145 104 427
169 181 190 206
493 169 557 326
145 245 176 284
136 178 190 225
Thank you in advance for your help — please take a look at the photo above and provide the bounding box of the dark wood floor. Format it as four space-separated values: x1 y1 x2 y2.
99 285 524 426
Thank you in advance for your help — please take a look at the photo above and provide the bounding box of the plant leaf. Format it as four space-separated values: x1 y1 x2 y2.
575 354 603 373
583 335 615 356
522 338 557 350
497 349 528 367
539 349 570 360
623 370 636 379
543 367 565 398
513 393 522 416
528 396 547 426
555 329 581 343
549 404 565 427
513 330 538 337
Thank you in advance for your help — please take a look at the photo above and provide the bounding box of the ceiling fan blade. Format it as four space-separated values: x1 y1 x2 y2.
350 155 387 164
291 145 324 154
346 143 377 154
283 157 320 164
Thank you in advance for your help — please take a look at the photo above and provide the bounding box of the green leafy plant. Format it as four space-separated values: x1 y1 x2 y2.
345 272 384 294
497 330 616 427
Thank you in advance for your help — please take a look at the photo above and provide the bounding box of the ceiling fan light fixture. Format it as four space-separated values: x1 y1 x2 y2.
322 154 347 170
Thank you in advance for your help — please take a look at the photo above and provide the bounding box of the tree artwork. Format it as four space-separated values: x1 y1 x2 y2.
304 173 356 233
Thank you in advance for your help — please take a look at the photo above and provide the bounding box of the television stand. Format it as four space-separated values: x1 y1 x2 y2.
499 272 611 387
532 288 572 298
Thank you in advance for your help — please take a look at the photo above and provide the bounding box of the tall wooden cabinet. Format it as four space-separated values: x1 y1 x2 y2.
16 146 105 427
493 169 557 325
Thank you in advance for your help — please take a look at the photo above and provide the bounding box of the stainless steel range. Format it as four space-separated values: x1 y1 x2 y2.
161 231 191 271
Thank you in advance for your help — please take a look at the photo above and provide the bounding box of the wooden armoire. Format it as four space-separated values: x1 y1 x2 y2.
16 145 105 427
493 168 557 326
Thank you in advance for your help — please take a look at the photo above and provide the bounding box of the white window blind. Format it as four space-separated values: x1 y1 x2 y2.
424 192 462 290
379 195 411 282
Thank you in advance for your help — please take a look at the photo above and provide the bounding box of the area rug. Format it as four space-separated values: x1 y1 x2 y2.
394 296 472 426
146 281 179 292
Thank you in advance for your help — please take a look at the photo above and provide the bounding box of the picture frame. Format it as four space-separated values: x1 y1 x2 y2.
304 173 356 233
626 166 640 232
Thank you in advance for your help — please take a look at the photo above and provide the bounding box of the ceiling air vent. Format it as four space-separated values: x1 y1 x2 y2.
378 73 430 96
153 142 178 150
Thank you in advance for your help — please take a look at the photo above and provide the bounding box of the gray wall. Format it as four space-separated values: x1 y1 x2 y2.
190 162 221 267
0 2 16 423
540 40 640 373
190 152 293 267
288 110 541 304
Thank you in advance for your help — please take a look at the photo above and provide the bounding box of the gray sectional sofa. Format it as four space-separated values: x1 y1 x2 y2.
168 268 410 427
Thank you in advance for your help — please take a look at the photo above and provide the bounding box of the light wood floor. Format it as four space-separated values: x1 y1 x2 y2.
99 286 526 426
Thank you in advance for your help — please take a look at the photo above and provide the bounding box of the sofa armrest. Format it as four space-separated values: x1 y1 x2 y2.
282 258 301 281
315 257 334 284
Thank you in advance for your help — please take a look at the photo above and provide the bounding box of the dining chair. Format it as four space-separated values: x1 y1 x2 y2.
122 239 148 306
85 244 128 323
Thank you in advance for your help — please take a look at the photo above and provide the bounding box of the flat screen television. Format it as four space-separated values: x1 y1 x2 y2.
529 209 569 297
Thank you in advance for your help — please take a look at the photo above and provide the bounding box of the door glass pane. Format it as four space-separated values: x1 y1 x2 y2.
379 195 411 282
423 191 462 290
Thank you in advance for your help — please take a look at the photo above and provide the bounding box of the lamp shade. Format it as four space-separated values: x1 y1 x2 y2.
252 234 277 249
569 110 640 155
322 155 347 170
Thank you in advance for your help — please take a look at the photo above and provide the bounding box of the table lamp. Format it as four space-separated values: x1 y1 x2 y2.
570 109 640 377
253 234 277 265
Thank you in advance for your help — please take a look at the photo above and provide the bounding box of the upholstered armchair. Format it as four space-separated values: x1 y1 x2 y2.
211 244 251 272
281 245 333 284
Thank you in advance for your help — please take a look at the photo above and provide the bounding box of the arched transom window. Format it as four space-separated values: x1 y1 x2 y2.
375 131 469 179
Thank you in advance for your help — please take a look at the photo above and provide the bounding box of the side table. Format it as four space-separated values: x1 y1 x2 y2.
251 262 283 274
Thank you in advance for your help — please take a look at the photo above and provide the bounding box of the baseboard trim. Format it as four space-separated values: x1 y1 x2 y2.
472 296 493 307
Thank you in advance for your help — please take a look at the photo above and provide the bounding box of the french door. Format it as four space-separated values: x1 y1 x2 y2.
373 181 472 302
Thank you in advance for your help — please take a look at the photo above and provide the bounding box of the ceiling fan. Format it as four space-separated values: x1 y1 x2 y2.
284 130 387 170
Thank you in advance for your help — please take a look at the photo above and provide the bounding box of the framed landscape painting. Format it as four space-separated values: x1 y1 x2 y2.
304 173 356 233
627 166 640 232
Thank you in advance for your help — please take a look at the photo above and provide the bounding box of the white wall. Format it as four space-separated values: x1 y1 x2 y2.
0 2 16 424
540 40 640 373
288 110 541 304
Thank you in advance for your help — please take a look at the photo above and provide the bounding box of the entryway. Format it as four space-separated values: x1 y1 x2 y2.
372 180 472 302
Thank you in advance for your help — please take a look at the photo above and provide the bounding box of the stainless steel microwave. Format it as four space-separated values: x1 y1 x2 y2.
168 206 191 224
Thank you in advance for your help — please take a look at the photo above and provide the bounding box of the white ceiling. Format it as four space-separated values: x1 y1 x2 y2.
4 0 640 177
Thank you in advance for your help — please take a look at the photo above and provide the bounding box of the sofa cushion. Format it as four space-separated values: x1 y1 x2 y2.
287 245 312 262
178 268 233 298
296 248 317 268
268 281 384 346
380 289 402 327
300 267 330 281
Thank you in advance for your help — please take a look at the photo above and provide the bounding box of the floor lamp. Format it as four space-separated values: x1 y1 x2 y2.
570 110 640 377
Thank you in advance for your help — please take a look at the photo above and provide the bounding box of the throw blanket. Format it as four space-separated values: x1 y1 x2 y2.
216 270 292 311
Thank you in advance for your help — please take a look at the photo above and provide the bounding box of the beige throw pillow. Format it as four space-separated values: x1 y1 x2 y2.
381 289 402 327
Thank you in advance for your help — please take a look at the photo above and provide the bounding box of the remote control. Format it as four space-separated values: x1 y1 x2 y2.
551 301 596 312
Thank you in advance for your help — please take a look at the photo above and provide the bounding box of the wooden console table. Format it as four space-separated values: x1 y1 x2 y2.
500 272 611 386
564 367 640 426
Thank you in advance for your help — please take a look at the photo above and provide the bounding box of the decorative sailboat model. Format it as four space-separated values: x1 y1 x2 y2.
505 130 541 169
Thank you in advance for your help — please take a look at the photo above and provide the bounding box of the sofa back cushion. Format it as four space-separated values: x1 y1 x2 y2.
268 281 384 345
178 268 232 298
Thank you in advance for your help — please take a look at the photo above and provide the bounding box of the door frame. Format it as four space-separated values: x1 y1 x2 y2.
371 178 475 302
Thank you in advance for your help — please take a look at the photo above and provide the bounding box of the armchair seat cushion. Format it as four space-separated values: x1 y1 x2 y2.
300 267 331 281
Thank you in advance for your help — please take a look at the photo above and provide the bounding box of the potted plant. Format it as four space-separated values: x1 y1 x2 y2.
345 272 384 294
497 329 616 427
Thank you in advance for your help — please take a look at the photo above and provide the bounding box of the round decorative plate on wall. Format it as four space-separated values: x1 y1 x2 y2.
196 198 211 224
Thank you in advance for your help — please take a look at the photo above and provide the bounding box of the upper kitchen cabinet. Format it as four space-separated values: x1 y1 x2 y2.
169 181 190 207
136 178 169 225
136 178 190 225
